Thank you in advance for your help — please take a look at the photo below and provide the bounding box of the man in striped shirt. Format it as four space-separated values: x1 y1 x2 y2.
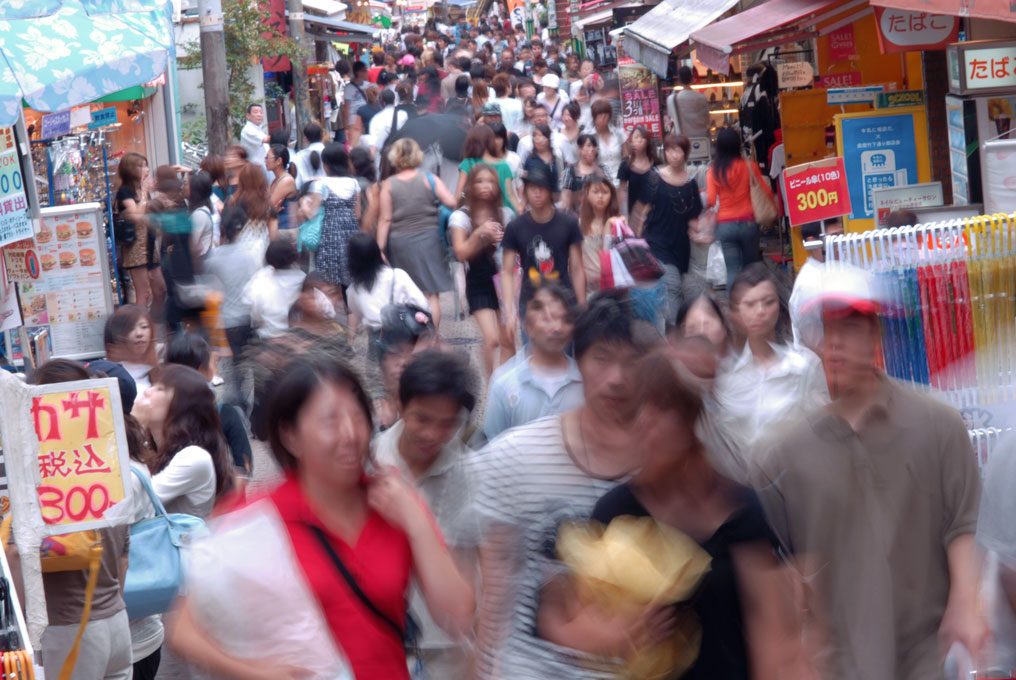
469 290 659 679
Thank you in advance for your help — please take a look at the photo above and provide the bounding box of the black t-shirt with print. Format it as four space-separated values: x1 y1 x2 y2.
502 209 583 307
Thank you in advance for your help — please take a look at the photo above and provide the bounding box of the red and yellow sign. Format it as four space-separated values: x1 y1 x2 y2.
783 157 852 227
31 381 128 528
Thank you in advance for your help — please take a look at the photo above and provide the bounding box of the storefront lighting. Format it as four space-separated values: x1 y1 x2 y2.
710 108 739 114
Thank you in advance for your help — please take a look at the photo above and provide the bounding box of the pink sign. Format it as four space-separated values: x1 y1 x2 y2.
817 72 862 89
828 25 856 61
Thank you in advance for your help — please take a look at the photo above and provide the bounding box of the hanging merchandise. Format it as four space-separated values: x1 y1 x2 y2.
827 213 1016 427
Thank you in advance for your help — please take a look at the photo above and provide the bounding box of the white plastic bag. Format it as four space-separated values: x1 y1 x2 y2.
186 499 354 679
706 242 727 288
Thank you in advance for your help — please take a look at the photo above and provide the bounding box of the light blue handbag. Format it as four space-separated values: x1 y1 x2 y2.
124 468 208 619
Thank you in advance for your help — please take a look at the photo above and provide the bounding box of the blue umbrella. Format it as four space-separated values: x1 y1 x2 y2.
0 1 64 21
0 0 173 126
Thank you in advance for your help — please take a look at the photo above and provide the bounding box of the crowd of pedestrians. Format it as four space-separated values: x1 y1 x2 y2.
9 6 1014 680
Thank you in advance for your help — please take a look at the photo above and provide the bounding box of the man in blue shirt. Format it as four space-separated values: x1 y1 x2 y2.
483 283 583 440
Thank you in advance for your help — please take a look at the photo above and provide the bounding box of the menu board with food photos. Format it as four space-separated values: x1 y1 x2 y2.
4 203 114 362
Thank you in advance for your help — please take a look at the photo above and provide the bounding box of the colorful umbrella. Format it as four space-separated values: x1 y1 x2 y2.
0 0 173 126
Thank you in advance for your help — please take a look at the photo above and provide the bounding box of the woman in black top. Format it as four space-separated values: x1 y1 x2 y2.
617 126 659 217
591 351 811 679
633 133 702 326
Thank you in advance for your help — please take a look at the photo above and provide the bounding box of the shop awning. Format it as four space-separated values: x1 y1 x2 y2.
869 0 1015 22
691 0 871 72
304 14 380 42
0 0 173 126
622 0 740 78
303 0 349 15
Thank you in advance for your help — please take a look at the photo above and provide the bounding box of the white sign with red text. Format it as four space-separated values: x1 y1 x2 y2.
874 7 958 54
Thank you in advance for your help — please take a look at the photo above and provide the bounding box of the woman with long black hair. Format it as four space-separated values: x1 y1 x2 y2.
706 127 774 288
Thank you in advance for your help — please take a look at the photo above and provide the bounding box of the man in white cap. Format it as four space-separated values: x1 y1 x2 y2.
752 264 988 680
536 73 569 132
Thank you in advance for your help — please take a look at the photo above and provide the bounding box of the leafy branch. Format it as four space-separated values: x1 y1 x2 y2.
179 0 303 139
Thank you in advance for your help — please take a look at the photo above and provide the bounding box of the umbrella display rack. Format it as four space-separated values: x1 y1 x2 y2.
826 213 1016 413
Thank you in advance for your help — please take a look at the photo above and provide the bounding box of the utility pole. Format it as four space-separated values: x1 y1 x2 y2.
288 0 311 150
198 0 230 155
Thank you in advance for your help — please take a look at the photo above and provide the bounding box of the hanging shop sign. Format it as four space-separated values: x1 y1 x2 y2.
872 182 944 229
827 85 883 105
0 150 32 249
28 377 130 532
88 107 118 129
40 111 71 140
876 90 924 109
782 157 851 227
817 72 861 89
777 62 814 89
618 63 661 138
948 40 1016 97
828 25 856 61
2 238 40 281
873 7 957 55
837 111 922 221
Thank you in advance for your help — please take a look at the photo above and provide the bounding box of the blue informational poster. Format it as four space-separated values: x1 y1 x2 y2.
840 113 918 220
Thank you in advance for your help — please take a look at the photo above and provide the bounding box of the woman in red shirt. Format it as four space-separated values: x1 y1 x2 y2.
706 127 774 290
168 357 474 680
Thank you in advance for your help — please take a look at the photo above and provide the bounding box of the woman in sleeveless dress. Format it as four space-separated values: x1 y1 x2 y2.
376 138 456 329
302 143 362 296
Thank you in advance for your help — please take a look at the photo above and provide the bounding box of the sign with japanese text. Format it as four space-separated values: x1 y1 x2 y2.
817 72 862 89
874 7 957 55
40 111 70 140
839 112 919 220
2 237 40 281
777 61 814 89
948 40 1016 97
828 25 856 61
261 0 290 73
782 158 851 226
827 85 883 105
88 107 118 130
872 182 944 228
0 127 13 152
876 90 925 109
0 149 32 248
30 378 130 533
619 63 661 138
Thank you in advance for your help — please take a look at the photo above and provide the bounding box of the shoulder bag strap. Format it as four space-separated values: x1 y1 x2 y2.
307 525 405 641
131 466 171 520
389 267 397 304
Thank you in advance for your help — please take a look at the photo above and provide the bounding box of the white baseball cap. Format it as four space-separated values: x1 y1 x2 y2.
542 73 560 90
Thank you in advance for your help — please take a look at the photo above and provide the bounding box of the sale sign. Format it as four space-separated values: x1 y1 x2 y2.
874 7 957 55
782 158 852 226
828 25 856 61
618 63 662 138
0 149 31 248
30 378 130 532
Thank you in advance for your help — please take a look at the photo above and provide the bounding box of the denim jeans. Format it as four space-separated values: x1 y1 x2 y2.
716 220 761 290
661 264 682 327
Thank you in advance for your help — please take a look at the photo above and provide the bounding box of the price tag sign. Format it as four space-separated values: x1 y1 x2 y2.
29 378 130 532
40 111 71 140
0 149 32 248
782 157 852 226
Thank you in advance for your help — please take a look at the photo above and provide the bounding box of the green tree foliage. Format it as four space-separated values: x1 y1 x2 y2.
179 0 302 139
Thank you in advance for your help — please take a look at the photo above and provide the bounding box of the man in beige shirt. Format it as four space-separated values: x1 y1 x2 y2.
752 265 988 680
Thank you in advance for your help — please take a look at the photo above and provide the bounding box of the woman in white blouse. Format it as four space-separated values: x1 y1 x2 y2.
713 263 829 470
345 231 430 341
588 99 628 186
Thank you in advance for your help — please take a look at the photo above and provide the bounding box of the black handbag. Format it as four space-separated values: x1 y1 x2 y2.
113 214 136 246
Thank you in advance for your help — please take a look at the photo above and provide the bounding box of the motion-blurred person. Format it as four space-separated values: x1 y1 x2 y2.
470 291 656 679
187 171 216 259
347 231 430 344
713 264 827 471
789 218 843 349
483 283 582 441
373 350 479 679
617 126 659 217
293 123 326 191
267 144 298 238
104 304 158 390
449 164 516 377
633 134 703 327
229 162 278 261
537 349 811 678
666 66 710 138
977 432 1016 674
245 238 306 340
166 332 253 491
675 293 730 356
168 357 475 679
587 100 627 186
302 143 363 295
116 152 166 312
377 138 456 329
753 264 987 679
454 124 521 212
560 135 607 215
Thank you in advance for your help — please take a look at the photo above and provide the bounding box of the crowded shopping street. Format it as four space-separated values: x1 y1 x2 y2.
0 0 1014 678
